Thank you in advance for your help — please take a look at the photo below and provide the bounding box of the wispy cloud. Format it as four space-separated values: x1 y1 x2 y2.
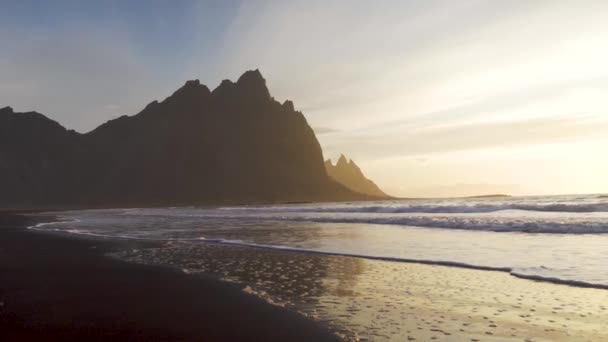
312 126 340 135
321 115 608 160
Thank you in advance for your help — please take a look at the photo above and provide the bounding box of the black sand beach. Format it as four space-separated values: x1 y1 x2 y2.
0 213 339 341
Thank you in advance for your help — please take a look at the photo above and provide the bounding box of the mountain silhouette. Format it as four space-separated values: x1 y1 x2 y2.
0 70 386 208
325 154 389 198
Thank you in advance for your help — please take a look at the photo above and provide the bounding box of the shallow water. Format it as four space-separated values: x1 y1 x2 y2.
31 194 608 287
29 194 608 341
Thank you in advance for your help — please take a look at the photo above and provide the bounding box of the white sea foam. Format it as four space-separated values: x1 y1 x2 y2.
31 211 608 234
27 218 82 232
220 196 608 214
221 203 608 214
510 268 608 290
28 218 608 290
217 239 608 290
27 194 608 290
156 213 608 234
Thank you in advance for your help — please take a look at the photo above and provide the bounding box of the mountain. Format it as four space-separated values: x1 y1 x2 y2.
0 70 386 208
324 154 389 198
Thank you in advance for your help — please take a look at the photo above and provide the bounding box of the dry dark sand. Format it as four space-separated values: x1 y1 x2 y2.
0 213 340 341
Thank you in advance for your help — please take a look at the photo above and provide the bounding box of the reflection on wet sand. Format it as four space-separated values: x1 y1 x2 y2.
114 242 608 341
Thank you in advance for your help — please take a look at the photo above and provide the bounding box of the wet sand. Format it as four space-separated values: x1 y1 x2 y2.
117 240 608 341
0 213 339 341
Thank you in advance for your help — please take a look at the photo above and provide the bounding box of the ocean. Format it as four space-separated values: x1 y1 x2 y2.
29 194 608 340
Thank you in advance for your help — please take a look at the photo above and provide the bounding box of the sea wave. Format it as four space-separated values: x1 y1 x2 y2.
510 268 608 290
31 221 608 290
167 213 608 234
220 202 608 214
218 240 608 289
27 218 81 230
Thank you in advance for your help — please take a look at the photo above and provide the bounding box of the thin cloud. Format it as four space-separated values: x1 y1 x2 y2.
313 126 340 135
321 115 608 160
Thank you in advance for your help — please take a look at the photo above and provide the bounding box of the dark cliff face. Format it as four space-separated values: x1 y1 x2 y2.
0 71 373 208
324 154 390 198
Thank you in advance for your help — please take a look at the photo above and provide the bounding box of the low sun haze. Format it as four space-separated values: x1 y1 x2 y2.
2 0 607 197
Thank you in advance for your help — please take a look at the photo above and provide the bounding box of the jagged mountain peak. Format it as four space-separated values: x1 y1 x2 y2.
211 79 237 98
325 154 389 198
167 79 211 102
0 70 382 207
282 100 295 112
165 70 272 104
336 154 350 167
184 79 201 87
235 69 270 100
237 69 264 84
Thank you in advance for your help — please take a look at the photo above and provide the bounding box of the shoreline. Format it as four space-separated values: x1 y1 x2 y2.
110 226 608 341
0 213 340 341
5 212 608 341
27 212 608 291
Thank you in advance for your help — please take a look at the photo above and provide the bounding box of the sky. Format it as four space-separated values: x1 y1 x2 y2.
1 0 608 197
